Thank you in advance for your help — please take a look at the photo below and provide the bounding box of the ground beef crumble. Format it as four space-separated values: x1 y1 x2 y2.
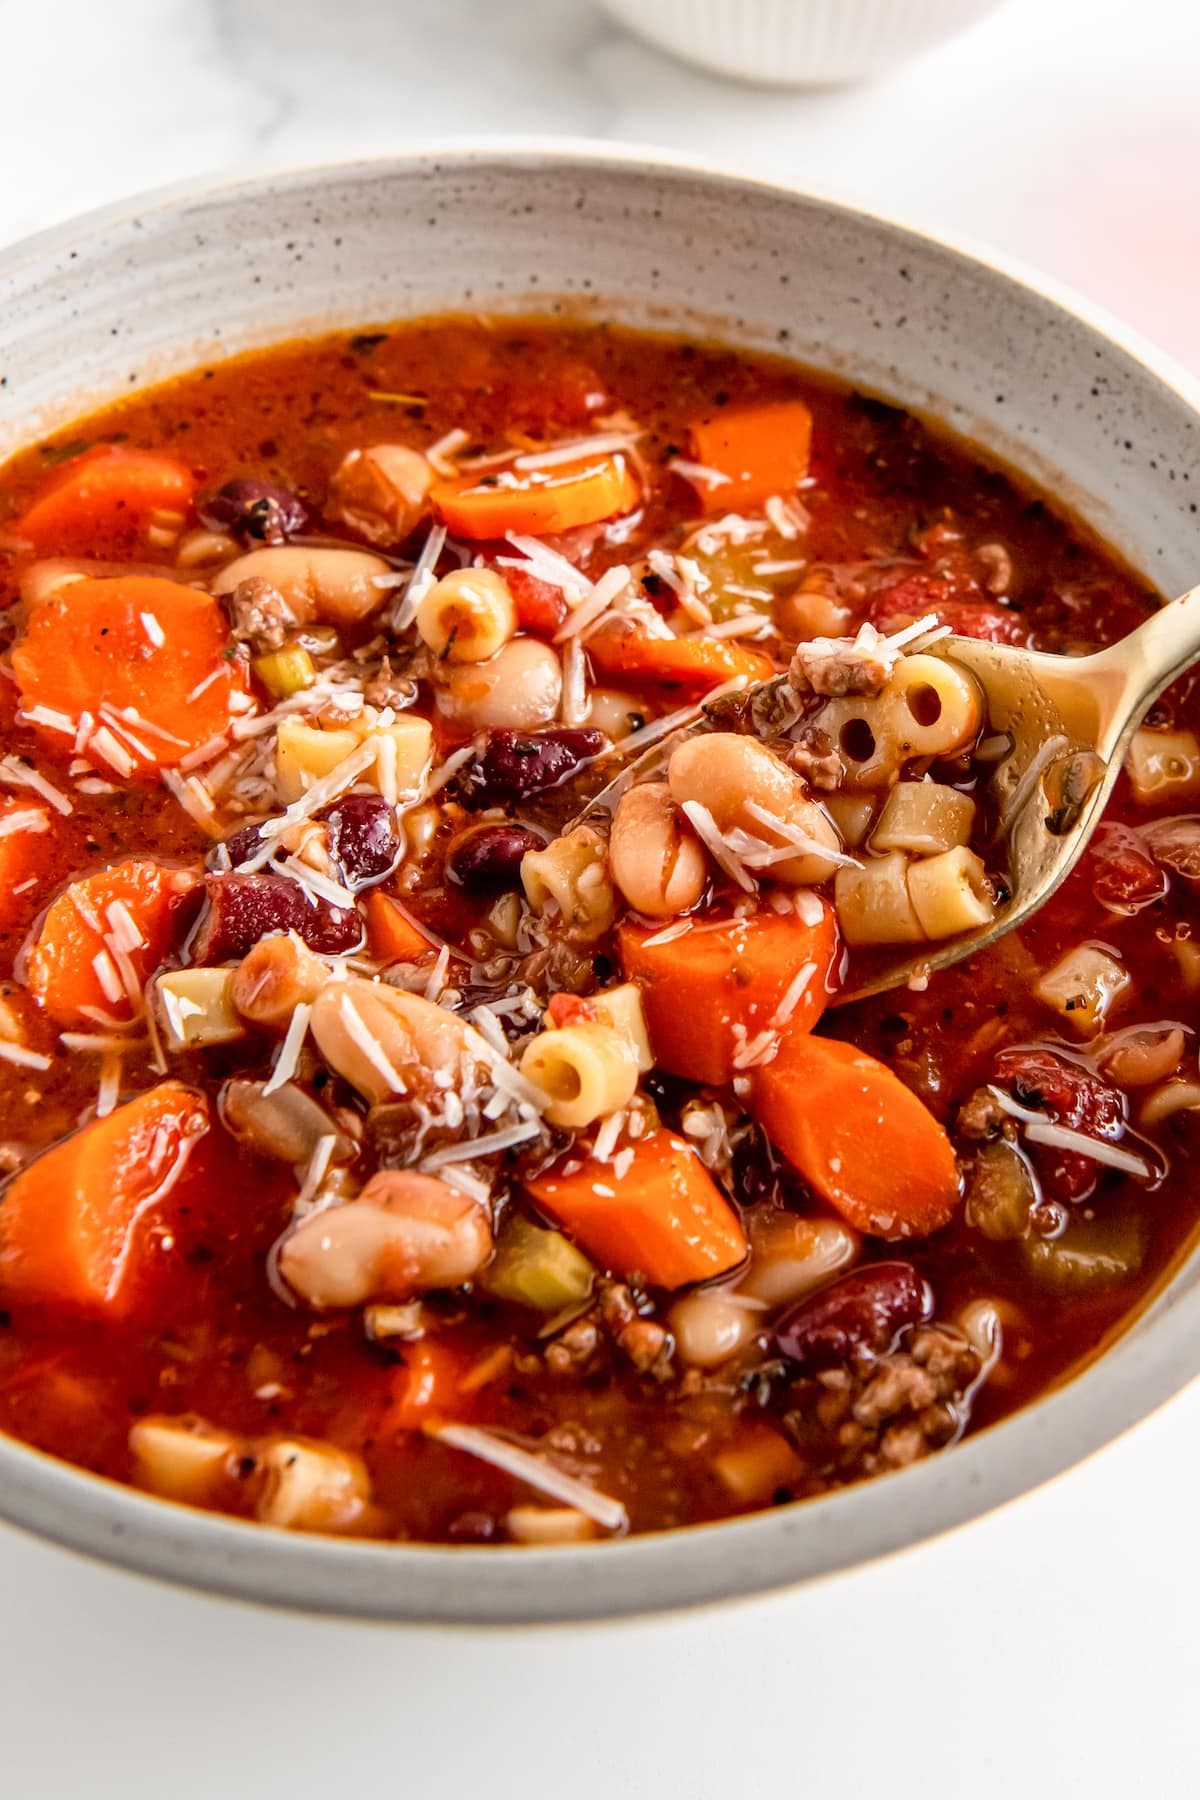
781 1323 981 1477
223 575 300 651
789 623 896 698
535 1281 674 1383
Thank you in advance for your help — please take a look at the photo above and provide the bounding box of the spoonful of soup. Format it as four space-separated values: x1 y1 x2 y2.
577 585 1200 1005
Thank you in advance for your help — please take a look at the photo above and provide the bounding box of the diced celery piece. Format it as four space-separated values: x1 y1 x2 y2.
253 643 316 700
479 1217 595 1312
1024 1212 1146 1293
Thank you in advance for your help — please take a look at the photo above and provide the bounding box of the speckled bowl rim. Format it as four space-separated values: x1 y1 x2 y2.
2 140 1199 1625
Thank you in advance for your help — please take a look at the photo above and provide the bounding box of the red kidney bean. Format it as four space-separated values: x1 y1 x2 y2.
730 1125 806 1209
500 565 570 636
992 1045 1126 1201
217 822 266 868
199 479 308 545
775 1262 932 1372
1091 826 1168 910
459 728 607 806
446 823 546 890
323 795 402 889
190 872 361 962
447 1511 500 1544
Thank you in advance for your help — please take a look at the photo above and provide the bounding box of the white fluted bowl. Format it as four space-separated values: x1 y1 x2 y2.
595 0 1007 85
1 143 1199 1622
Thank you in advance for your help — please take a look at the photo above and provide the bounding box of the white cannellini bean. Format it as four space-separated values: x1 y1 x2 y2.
435 636 562 730
278 1169 493 1307
230 931 330 1031
609 782 707 918
253 1437 372 1532
669 1289 763 1368
956 1297 1003 1370
505 1505 598 1545
739 1217 859 1307
583 688 646 741
129 1416 238 1504
668 732 842 886
213 545 393 624
308 976 483 1104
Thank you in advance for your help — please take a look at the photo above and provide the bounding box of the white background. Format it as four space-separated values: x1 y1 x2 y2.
1 0 1199 1792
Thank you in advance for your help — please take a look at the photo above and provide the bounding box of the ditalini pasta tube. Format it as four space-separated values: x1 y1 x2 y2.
520 1022 640 1129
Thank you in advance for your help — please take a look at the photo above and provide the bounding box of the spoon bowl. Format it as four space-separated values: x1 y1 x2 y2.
577 584 1200 1002
843 583 1200 999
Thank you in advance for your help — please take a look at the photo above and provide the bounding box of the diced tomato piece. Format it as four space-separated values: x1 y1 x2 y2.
1090 827 1168 912
501 564 569 635
870 571 1028 645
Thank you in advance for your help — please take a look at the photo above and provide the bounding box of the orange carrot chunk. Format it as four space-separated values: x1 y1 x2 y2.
431 451 638 539
586 625 775 702
525 1128 747 1290
0 1082 209 1316
618 905 839 1086
383 1339 472 1434
12 445 197 557
12 574 244 777
363 892 435 965
685 401 813 514
750 1033 960 1239
26 859 203 1028
0 800 52 935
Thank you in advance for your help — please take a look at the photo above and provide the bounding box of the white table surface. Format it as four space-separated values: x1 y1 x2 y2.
3 0 1200 1792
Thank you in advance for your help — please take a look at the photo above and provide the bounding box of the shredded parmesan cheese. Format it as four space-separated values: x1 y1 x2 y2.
497 534 591 605
263 1003 312 1097
617 677 749 755
680 800 756 892
389 523 447 633
0 756 72 815
0 807 49 838
429 1424 627 1531
425 427 470 476
0 1042 51 1071
337 991 410 1097
639 919 693 948
419 1118 543 1168
554 563 631 641
770 960 818 1027
1023 1118 1151 1178
514 431 640 471
668 457 730 491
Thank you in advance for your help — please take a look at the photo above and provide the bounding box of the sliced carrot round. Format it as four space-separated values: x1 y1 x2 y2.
26 859 203 1028
431 451 638 539
619 905 838 1085
750 1033 960 1239
0 1082 209 1317
587 625 775 701
12 575 244 777
12 446 196 557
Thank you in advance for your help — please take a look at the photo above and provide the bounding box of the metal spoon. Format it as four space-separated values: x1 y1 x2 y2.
576 585 1200 1003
